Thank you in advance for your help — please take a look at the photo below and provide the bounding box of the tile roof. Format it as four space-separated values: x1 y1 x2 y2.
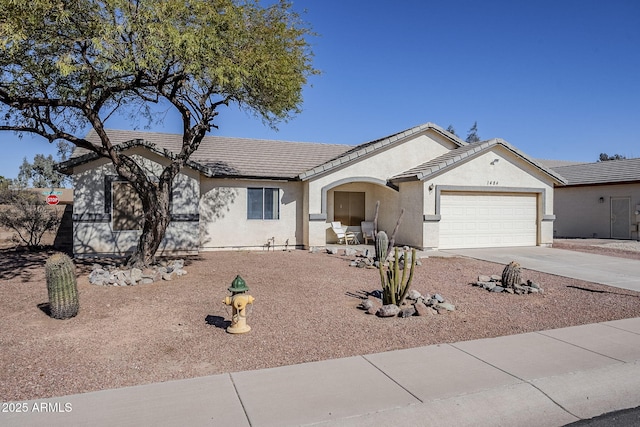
390 139 567 184
64 129 352 179
535 159 587 168
298 122 466 180
551 158 640 186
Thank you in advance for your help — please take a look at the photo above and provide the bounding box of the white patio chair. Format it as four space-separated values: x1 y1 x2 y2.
361 221 375 244
330 221 358 245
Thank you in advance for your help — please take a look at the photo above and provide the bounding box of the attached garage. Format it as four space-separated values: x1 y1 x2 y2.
438 192 538 249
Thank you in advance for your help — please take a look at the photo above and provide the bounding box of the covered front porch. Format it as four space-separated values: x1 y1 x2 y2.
305 178 409 247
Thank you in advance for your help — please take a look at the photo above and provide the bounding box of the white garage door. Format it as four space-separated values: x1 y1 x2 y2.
439 192 537 249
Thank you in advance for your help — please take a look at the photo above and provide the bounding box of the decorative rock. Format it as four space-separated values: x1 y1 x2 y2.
490 275 502 281
141 278 154 284
413 301 430 316
527 280 541 289
504 288 515 294
399 306 416 318
407 289 422 300
349 261 358 267
345 248 357 256
131 268 143 282
376 304 401 317
434 293 445 303
491 286 505 293
482 282 496 291
366 306 379 315
89 268 110 285
435 302 455 312
370 290 383 299
478 275 491 282
359 299 374 310
327 248 338 255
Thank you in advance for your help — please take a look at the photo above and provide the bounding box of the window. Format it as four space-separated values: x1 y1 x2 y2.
247 188 280 220
334 191 365 226
112 181 143 231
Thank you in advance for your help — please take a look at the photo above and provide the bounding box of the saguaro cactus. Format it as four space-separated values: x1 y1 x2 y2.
375 231 389 262
379 247 417 306
46 253 79 319
501 261 522 288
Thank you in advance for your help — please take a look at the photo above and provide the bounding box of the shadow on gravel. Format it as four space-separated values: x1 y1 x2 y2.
0 247 54 281
567 285 640 298
205 315 231 330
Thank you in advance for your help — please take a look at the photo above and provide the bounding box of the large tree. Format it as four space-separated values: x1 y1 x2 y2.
0 0 316 267
465 121 480 143
17 141 72 188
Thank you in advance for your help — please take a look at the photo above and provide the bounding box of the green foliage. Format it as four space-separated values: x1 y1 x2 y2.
0 175 10 192
45 252 79 319
0 189 61 249
598 153 626 161
0 0 317 267
379 247 417 306
375 230 388 262
446 124 457 136
17 154 70 188
465 121 480 143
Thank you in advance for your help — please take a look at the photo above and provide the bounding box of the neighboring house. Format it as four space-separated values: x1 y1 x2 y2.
57 122 566 256
551 158 640 240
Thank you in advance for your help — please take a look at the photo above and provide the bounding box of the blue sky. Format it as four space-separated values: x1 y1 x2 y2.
1 0 639 179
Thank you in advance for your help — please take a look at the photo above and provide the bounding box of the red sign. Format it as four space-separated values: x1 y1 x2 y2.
46 195 59 205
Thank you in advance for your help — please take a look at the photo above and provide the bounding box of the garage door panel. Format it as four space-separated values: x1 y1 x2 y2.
439 193 537 249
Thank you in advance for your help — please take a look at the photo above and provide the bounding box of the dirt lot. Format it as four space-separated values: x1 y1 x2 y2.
1 239 640 401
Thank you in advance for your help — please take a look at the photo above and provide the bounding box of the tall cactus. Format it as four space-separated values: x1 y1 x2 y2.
379 247 417 306
46 253 79 319
375 231 388 262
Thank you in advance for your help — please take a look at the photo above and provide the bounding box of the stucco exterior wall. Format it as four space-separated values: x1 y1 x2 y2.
324 182 400 243
394 181 424 247
554 183 640 239
71 150 200 256
199 178 303 250
419 148 557 247
305 130 458 246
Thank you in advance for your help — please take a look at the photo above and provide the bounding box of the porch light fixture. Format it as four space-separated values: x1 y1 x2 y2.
491 158 499 165
599 197 605 203
428 183 434 191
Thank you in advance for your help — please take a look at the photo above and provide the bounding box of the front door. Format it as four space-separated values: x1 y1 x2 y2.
610 197 631 239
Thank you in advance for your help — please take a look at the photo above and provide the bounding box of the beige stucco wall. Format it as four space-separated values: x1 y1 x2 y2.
420 148 557 248
199 178 303 250
71 149 200 256
324 182 400 243
305 130 458 247
554 183 640 239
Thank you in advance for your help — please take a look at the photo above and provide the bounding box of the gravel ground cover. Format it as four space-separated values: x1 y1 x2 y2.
2 241 640 401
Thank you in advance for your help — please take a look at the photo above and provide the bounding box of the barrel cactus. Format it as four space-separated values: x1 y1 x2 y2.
46 253 79 319
501 261 522 288
375 231 389 262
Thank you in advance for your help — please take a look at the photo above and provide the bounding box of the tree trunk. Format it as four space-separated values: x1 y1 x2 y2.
126 178 172 268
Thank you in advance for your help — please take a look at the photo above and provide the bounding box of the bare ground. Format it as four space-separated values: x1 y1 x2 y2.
2 240 640 401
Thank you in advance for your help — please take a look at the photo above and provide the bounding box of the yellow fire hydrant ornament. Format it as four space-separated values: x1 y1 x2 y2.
223 275 255 334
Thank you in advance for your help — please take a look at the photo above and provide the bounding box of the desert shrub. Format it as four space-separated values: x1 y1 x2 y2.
0 189 61 249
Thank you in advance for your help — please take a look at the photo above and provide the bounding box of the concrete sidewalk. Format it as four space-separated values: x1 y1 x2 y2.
3 317 640 427
443 246 640 292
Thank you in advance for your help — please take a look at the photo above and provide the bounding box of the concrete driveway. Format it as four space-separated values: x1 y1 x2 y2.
443 246 640 292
